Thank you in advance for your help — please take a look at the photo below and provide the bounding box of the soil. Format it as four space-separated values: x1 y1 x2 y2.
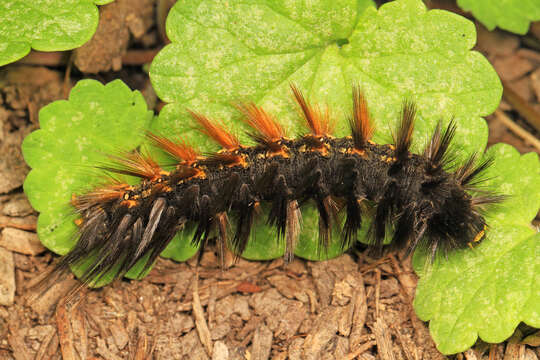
0 1 539 359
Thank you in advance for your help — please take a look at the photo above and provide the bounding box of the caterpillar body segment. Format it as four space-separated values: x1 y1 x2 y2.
63 86 501 284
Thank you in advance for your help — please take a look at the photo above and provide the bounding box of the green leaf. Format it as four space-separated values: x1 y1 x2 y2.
240 203 350 261
0 0 106 66
413 144 540 354
149 0 501 262
22 79 153 274
159 226 201 262
71 251 153 288
457 0 540 35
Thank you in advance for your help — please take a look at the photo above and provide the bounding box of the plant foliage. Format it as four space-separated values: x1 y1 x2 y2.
0 0 113 66
413 144 540 354
457 0 540 35
22 79 153 277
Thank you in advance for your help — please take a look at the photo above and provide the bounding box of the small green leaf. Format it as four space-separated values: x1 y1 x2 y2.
0 0 106 66
240 203 350 261
71 251 152 287
149 0 501 262
457 0 540 35
159 226 201 262
413 144 540 354
22 79 153 280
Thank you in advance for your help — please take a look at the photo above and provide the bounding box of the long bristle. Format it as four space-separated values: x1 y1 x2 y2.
290 84 333 136
235 102 285 147
216 212 229 269
350 86 374 150
187 110 240 150
197 153 245 167
146 132 198 163
230 184 255 255
455 153 494 188
423 119 456 171
342 196 362 250
394 100 416 159
71 181 131 213
285 200 301 263
99 151 163 180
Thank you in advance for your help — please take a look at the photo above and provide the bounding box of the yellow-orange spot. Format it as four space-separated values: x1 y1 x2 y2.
193 169 207 179
218 153 250 169
473 227 486 243
303 135 331 156
179 168 207 183
149 182 174 196
349 148 367 157
74 218 83 227
368 140 376 145
121 200 138 208
253 201 261 214
267 147 290 159
380 155 397 163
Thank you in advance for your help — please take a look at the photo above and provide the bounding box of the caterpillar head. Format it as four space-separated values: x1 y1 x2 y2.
373 114 502 258
412 151 503 258
415 177 488 258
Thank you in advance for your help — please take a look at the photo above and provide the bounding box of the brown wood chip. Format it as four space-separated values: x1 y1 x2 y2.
193 274 213 357
133 327 149 360
212 340 229 360
110 319 129 350
344 340 377 360
28 276 78 316
251 323 273 360
302 306 339 360
349 273 368 351
371 318 396 360
34 326 56 360
71 305 88 359
504 341 526 360
0 227 45 255
96 337 123 360
391 324 417 360
0 247 15 306
55 297 76 360
7 326 31 360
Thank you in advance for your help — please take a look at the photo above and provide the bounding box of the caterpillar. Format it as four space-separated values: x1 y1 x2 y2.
55 85 502 285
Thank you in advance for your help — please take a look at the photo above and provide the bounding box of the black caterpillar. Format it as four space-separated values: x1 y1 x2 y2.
58 86 502 284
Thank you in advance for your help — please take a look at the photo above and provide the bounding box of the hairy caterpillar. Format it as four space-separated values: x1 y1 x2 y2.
54 86 502 284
